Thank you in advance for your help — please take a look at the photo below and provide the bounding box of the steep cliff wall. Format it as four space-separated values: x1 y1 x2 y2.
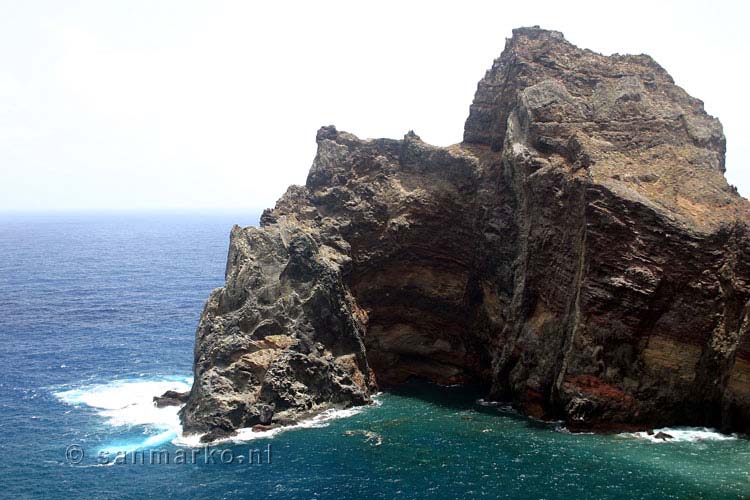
181 27 750 440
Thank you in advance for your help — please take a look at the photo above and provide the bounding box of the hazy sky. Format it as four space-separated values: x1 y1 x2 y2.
1 0 749 212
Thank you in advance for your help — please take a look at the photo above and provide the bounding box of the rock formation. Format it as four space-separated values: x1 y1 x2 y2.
153 390 189 408
181 27 750 439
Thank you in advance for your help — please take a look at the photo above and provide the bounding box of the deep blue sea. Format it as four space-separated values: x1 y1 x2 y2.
2 212 750 499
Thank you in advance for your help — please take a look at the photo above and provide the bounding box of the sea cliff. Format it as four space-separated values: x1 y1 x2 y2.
181 27 750 440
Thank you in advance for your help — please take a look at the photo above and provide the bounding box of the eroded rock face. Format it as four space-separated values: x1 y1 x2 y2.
181 27 750 436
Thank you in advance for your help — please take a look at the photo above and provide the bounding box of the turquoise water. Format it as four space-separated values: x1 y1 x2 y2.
2 213 750 499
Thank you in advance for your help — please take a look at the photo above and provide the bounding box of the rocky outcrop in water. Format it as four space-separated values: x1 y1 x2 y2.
181 27 750 438
153 390 189 408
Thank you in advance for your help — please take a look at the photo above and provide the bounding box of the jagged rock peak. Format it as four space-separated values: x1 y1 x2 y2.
465 26 740 232
465 26 721 155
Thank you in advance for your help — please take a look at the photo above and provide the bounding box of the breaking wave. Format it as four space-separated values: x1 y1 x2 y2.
54 376 192 452
55 376 379 450
619 427 738 443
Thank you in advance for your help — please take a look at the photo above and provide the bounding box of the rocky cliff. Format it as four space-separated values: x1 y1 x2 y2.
180 27 750 440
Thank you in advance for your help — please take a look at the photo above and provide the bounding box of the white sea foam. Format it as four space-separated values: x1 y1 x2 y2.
475 398 517 413
619 427 738 443
553 425 595 435
55 376 192 452
56 376 379 450
174 398 382 447
55 377 192 428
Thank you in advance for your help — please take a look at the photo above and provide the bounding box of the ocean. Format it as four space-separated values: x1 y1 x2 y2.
1 212 749 499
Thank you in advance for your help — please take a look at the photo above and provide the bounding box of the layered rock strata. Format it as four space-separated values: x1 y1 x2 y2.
181 27 750 439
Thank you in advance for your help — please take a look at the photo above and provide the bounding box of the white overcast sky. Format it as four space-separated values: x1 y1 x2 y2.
1 0 748 212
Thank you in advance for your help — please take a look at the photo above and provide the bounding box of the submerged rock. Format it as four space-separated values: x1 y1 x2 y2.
181 26 750 439
344 430 382 446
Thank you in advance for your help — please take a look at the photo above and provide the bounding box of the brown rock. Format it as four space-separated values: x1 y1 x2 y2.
153 390 189 408
181 26 750 437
